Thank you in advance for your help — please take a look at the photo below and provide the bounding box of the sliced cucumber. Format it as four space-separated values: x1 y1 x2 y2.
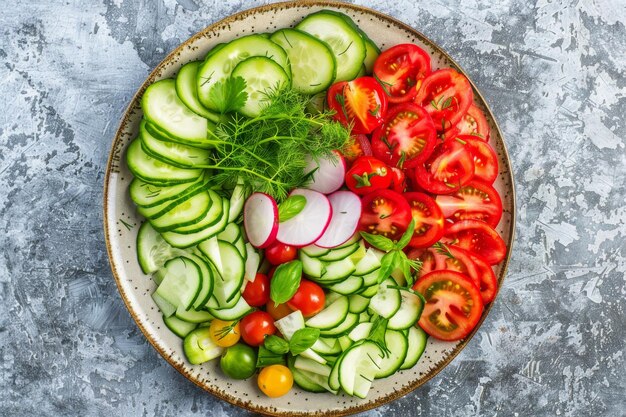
348 294 370 314
163 314 197 338
338 341 384 396
209 240 245 306
183 327 223 364
217 222 241 243
136 181 208 220
289 356 326 393
319 312 359 337
149 191 212 233
353 248 382 275
348 322 372 342
160 199 229 248
375 330 408 379
387 289 425 330
400 326 428 370
294 356 331 377
126 138 202 185
338 335 353 351
306 296 349 330
208 295 252 321
360 270 379 287
301 244 330 258
184 253 214 309
175 61 221 122
228 180 246 223
319 258 355 283
368 279 402 319
326 275 363 295
269 28 336 94
129 175 205 208
359 284 379 298
311 337 341 355
362 37 380 74
136 221 181 274
244 242 261 281
140 120 212 168
175 306 213 324
318 242 360 262
154 256 202 313
171 191 223 234
300 251 324 278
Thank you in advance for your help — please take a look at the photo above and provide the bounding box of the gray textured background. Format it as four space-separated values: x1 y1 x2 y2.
1 0 625 416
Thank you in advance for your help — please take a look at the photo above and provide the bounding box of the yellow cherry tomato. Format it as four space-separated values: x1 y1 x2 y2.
209 319 240 347
257 365 293 398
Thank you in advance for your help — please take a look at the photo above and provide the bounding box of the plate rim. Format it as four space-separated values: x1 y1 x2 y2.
102 1 517 415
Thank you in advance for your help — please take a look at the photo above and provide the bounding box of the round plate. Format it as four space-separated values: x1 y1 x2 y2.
103 2 515 416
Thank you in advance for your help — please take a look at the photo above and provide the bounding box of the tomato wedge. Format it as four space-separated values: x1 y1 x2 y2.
359 189 412 240
455 104 490 140
444 220 506 265
415 69 473 131
389 167 406 193
413 138 475 194
469 253 498 303
459 135 498 184
327 77 388 134
403 192 444 248
370 103 436 168
435 180 502 227
373 44 432 103
413 270 484 341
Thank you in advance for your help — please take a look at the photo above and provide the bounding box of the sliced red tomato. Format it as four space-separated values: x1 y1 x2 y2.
403 192 444 248
327 77 388 134
435 180 502 227
413 270 484 341
415 69 473 131
413 138 475 194
408 244 480 287
407 248 435 279
459 135 498 184
340 134 373 165
389 167 406 193
469 253 498 303
373 44 432 103
359 189 412 240
370 103 436 168
455 104 490 140
444 220 506 265
345 156 392 195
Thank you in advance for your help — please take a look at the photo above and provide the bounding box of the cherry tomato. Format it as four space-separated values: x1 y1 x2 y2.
403 192 444 248
444 220 506 265
460 135 498 184
287 279 326 317
389 167 406 193
258 364 293 398
371 103 436 168
359 189 412 240
266 301 293 321
413 138 475 194
435 180 503 227
209 319 240 348
265 242 297 266
373 44 432 103
415 68 473 131
454 104 490 140
327 76 388 134
469 253 498 303
242 273 270 307
340 134 373 165
413 270 483 341
345 156 392 195
240 311 276 347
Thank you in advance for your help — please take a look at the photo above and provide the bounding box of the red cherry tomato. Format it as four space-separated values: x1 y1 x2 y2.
469 253 498 303
444 220 506 265
435 180 503 227
240 311 276 347
454 104 490 141
373 44 432 103
389 167 406 193
345 156 392 195
264 242 297 266
413 138 475 194
340 134 373 165
287 279 325 317
371 103 436 168
359 189 412 240
460 135 498 184
327 77 388 134
241 273 270 307
266 301 293 321
403 192 444 248
415 68 474 131
413 270 484 341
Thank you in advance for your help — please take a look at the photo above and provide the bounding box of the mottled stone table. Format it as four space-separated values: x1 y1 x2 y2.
1 1 624 416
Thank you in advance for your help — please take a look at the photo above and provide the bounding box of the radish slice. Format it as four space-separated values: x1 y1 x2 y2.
315 191 362 248
303 151 346 194
277 189 332 247
244 193 278 248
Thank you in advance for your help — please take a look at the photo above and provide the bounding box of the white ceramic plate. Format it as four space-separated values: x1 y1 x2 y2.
103 2 515 415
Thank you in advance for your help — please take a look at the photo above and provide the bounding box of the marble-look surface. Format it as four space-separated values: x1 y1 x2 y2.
1 0 624 416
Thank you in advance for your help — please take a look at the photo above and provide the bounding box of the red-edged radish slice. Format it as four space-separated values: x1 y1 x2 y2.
244 193 278 248
303 151 346 194
276 189 332 247
315 191 362 248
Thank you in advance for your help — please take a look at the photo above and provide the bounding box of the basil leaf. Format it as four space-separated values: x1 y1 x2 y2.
397 251 414 287
264 335 290 355
278 195 306 222
360 231 394 252
367 316 389 355
256 345 285 368
396 218 415 250
377 251 397 284
270 260 302 305
289 328 320 355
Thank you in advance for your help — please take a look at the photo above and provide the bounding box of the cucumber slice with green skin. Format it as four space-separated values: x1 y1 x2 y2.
171 191 223 234
288 356 326 393
328 353 343 391
142 120 215 150
161 199 229 248
149 191 212 233
300 251 324 278
326 275 363 295
269 28 336 94
142 79 208 144
359 284 379 298
183 327 223 364
338 341 384 396
362 38 380 74
163 314 197 338
197 35 291 111
140 121 212 168
311 337 341 355
207 295 252 321
360 270 379 287
348 241 367 265
175 306 213 324
301 245 330 258
137 181 209 220
175 61 221 122
320 258 355 282
400 326 428 370
368 279 402 319
359 310 372 322
294 356 332 377
228 180 246 223
184 253 214 309
338 335 353 351
126 139 202 186
320 312 359 337
231 56 291 117
306 296 349 330
353 248 383 276
198 236 223 273
208 240 245 307
233 236 246 260
217 222 241 243
348 294 370 314
136 221 181 274
387 289 425 330
130 175 206 209
348 322 373 342
295 11 366 82
334 233 361 249
154 256 203 313
318 242 360 262
375 330 408 379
